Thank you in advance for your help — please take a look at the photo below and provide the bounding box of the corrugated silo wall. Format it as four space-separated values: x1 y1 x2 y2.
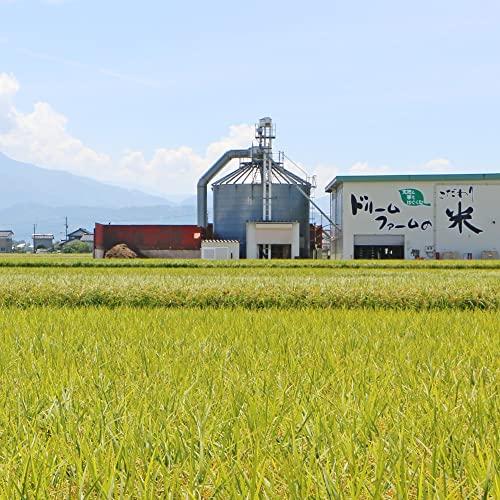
213 184 310 258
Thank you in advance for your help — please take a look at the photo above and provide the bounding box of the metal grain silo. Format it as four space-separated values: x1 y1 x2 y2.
213 171 311 257
197 117 315 259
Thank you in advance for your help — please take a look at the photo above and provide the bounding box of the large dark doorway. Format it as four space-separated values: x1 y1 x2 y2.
354 245 404 259
258 244 292 259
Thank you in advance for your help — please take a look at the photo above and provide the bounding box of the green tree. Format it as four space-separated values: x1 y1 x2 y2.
62 240 92 254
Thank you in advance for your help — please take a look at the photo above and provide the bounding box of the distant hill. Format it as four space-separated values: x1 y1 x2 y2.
0 152 172 209
1 203 197 241
0 152 326 242
0 152 198 240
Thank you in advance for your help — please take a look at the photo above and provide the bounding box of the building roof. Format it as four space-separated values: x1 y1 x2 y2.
33 234 54 239
0 230 14 238
325 172 500 192
68 227 90 237
202 240 239 244
247 220 299 223
80 234 94 243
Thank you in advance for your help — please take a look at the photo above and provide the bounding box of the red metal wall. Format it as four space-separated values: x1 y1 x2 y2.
310 224 323 250
94 223 202 253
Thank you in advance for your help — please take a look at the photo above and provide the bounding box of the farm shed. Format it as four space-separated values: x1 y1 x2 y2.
94 223 203 258
0 230 14 253
201 240 239 260
246 221 300 259
326 173 500 260
33 233 54 252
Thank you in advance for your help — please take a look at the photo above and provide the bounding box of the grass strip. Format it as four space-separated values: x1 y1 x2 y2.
1 255 500 270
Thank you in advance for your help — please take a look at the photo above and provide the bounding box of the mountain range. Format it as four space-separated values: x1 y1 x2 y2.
0 153 197 241
0 152 328 242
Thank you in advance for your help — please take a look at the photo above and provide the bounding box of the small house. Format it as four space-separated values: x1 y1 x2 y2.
80 233 94 245
0 230 14 253
67 228 91 241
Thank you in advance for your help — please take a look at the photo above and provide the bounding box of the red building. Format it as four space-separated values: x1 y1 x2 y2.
94 223 204 258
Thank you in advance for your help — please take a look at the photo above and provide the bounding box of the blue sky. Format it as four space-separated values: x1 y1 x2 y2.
1 0 499 197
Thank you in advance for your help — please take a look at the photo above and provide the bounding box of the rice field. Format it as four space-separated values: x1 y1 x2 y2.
0 256 498 497
0 265 499 310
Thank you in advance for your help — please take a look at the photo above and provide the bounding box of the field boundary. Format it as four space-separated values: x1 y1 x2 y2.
1 258 500 270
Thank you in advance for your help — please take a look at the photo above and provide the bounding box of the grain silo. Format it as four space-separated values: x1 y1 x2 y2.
198 118 322 258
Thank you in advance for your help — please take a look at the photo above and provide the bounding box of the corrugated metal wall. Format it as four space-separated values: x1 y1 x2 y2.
213 184 310 257
94 224 202 256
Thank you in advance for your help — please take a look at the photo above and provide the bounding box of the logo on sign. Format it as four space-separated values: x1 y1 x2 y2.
398 188 431 207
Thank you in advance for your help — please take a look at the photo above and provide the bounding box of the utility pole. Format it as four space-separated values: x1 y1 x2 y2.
65 216 68 241
33 223 36 254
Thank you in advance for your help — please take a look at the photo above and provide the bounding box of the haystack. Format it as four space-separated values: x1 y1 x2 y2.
105 243 138 259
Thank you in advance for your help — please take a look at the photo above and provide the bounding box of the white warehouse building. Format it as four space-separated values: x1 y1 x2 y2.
326 173 500 260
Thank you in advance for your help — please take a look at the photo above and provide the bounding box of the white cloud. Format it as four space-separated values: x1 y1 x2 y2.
421 158 453 172
310 161 392 192
0 72 19 132
18 48 163 89
311 158 460 191
0 73 18 98
0 0 66 3
348 161 391 175
0 96 112 177
309 163 339 191
0 72 254 196
0 72 466 199
98 68 162 89
115 124 254 195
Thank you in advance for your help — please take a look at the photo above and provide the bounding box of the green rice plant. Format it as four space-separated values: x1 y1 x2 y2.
0 266 498 310
0 308 497 497
0 257 497 497
1 254 500 270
